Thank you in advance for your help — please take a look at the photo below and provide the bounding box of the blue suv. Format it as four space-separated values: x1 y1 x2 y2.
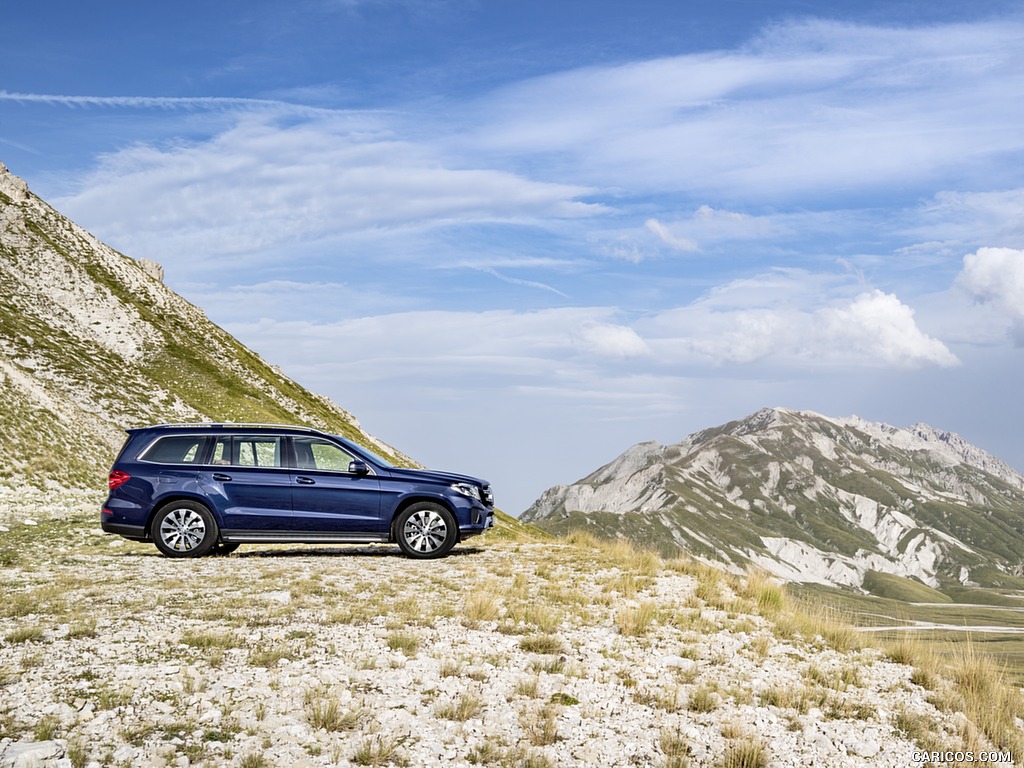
101 423 494 559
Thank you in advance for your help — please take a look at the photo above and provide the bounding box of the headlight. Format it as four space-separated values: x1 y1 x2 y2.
451 482 481 501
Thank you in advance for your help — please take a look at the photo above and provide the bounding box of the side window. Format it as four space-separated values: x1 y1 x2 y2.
211 436 283 468
293 437 355 472
142 435 207 464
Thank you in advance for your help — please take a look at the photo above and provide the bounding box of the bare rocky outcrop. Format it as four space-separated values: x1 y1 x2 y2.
136 257 164 283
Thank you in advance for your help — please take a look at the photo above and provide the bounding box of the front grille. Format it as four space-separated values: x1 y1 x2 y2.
482 486 494 506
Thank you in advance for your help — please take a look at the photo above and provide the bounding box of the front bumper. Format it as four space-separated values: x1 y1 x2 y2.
460 506 495 539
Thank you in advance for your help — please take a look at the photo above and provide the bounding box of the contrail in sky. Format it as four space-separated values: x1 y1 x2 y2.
0 91 384 118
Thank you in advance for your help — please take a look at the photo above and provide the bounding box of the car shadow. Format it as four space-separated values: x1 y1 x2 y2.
232 545 487 559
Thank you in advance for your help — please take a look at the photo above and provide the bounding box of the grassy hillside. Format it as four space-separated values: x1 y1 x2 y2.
0 165 411 491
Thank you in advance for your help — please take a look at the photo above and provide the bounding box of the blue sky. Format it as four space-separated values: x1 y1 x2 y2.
3 1 1024 514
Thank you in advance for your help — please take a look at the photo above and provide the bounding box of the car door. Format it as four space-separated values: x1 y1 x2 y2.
288 436 383 532
197 435 292 531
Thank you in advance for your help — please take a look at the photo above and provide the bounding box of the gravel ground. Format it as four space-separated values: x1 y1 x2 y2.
0 495 1001 767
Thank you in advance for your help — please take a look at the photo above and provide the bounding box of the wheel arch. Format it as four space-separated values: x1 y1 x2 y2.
146 493 220 538
389 495 460 542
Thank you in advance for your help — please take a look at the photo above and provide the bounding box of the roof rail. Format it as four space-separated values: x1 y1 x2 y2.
145 422 326 434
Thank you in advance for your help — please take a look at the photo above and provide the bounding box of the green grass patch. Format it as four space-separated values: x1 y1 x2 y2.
861 571 951 603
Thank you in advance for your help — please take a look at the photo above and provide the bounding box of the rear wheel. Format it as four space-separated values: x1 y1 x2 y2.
395 503 457 559
152 501 218 558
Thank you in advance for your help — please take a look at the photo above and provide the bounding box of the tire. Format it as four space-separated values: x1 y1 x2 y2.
152 501 218 558
210 542 241 556
394 502 457 559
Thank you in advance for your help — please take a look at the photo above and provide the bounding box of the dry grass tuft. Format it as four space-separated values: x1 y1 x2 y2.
304 687 365 732
435 691 486 722
739 569 786 616
386 631 421 657
520 702 561 746
616 601 658 637
946 640 1024 755
687 684 719 714
660 728 690 768
774 600 860 652
718 737 769 768
519 634 566 655
351 733 405 766
463 591 502 625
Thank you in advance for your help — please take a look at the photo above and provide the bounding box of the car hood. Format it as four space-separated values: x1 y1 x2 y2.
382 466 489 487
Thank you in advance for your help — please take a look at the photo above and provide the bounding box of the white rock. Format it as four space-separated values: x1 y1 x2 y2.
0 740 64 768
847 737 881 758
657 655 696 672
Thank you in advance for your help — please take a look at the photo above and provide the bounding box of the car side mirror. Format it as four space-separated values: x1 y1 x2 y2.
348 460 370 476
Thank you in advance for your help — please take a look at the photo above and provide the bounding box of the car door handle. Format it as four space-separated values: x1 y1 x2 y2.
212 473 232 482
295 476 316 485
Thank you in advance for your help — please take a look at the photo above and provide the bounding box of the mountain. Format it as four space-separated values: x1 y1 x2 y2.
0 161 412 490
522 407 1024 592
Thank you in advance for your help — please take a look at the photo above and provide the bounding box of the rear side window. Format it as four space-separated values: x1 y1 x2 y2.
211 436 284 468
140 435 207 464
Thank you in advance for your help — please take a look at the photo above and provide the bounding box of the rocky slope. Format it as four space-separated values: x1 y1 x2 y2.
0 162 411 489
522 408 1024 592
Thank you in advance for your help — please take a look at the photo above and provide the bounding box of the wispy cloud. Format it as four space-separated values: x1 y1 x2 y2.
460 20 1024 199
53 113 606 271
0 90 352 117
471 266 569 297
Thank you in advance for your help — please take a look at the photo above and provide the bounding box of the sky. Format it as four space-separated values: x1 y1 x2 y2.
3 1 1024 515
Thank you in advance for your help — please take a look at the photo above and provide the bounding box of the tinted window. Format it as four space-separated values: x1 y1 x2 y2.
141 435 206 464
293 437 355 471
211 436 283 468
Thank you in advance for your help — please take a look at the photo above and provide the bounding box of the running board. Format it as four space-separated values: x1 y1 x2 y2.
220 530 390 544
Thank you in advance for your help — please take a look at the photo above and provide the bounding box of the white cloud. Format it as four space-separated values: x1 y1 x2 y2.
576 323 651 359
223 273 955 412
958 246 1024 343
53 112 606 270
960 247 1024 313
642 279 958 369
644 218 698 253
817 290 959 368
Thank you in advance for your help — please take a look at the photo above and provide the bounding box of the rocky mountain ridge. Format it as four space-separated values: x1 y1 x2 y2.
522 408 1024 593
0 162 412 489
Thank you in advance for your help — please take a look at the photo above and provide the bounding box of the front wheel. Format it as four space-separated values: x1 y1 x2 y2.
152 501 218 558
395 503 457 559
